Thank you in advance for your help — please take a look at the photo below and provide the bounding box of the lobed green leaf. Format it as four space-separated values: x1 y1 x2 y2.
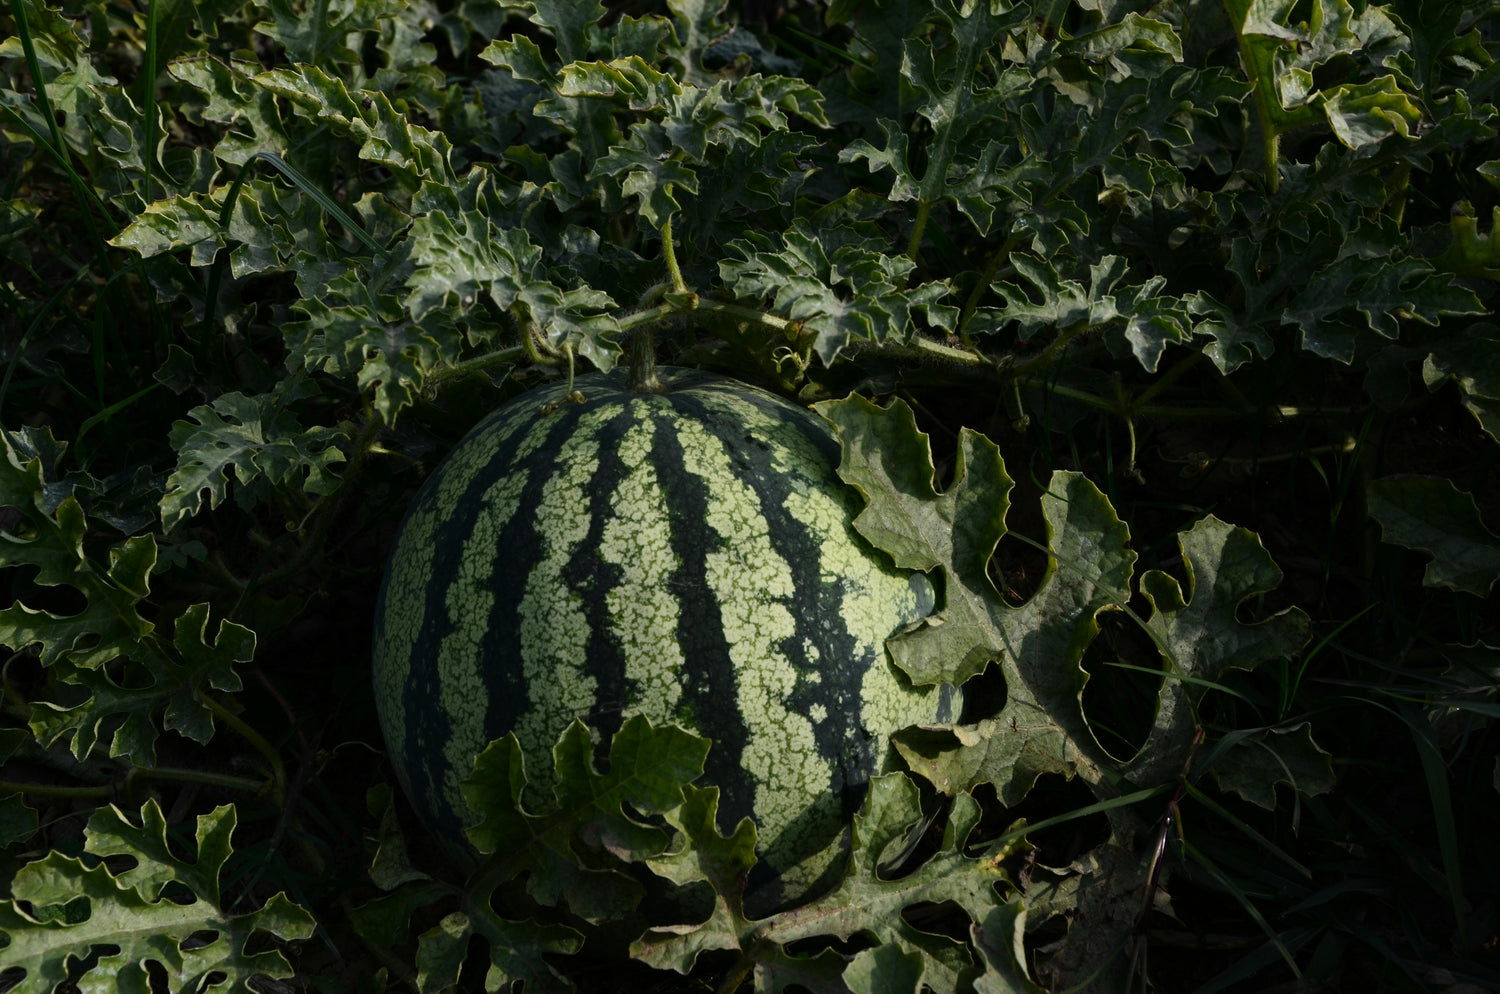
0 801 313 993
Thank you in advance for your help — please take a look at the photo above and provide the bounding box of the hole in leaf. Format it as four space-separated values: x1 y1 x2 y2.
970 776 1110 869
169 881 201 906
877 789 951 880
65 941 117 979
360 31 381 80
1234 587 1298 626
957 658 1008 724
932 449 958 491
783 931 872 959
902 899 970 943
455 931 489 990
0 968 24 994
180 929 219 953
1078 612 1160 763
989 531 1046 605
1023 906 1069 952
7 573 87 618
0 505 30 537
145 958 170 994
101 853 138 877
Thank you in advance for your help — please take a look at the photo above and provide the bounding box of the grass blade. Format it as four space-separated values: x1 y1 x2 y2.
250 151 389 257
1182 839 1303 985
977 785 1169 857
1401 706 1468 947
142 0 160 206
1181 781 1310 879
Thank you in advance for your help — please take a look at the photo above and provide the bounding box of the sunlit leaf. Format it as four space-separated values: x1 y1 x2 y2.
0 801 313 992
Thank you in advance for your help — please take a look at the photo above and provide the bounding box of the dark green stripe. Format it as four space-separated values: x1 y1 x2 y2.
652 395 755 834
570 403 635 751
675 391 876 814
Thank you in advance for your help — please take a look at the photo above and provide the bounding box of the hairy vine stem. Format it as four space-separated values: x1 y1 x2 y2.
0 765 271 800
203 694 286 802
425 345 528 389
659 195 688 295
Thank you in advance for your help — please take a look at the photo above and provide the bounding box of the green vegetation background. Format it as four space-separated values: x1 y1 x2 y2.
1 0 1498 991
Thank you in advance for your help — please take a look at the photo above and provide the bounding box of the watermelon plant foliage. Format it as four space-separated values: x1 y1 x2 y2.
3 0 1499 990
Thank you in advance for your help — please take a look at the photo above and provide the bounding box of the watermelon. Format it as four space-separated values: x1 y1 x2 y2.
371 366 956 906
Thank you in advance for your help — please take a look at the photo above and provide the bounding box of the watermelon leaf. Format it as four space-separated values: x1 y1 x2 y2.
347 788 452 953
818 395 1320 981
0 730 37 848
161 391 348 530
838 0 1030 236
372 717 708 991
820 394 1314 803
414 909 582 994
0 428 155 670
29 602 253 766
1367 476 1500 597
637 771 1016 993
819 395 1131 803
1 430 258 765
720 222 953 362
632 784 757 974
970 902 1044 994
1208 722 1336 810
1421 322 1500 443
1129 516 1311 783
461 715 708 923
765 775 1007 948
0 800 313 992
843 943 926 994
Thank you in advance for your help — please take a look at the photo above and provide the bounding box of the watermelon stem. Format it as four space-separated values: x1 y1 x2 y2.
626 193 679 394
629 323 665 394
659 192 688 296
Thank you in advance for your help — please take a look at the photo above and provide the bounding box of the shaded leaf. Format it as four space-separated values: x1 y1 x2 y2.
162 392 347 530
29 603 253 764
844 942 925 994
462 716 707 921
1209 722 1336 809
414 909 582 994
633 785 757 973
0 430 154 670
1422 323 1500 443
1367 477 1500 596
1131 516 1311 782
971 902 1043 994
840 0 1031 235
993 254 1126 340
821 394 1133 803
723 223 949 361
765 776 1005 959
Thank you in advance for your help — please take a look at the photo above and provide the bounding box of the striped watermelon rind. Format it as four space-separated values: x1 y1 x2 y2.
372 367 955 906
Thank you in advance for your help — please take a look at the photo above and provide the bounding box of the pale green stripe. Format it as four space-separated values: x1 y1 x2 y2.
513 407 611 794
598 415 685 726
783 478 931 740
